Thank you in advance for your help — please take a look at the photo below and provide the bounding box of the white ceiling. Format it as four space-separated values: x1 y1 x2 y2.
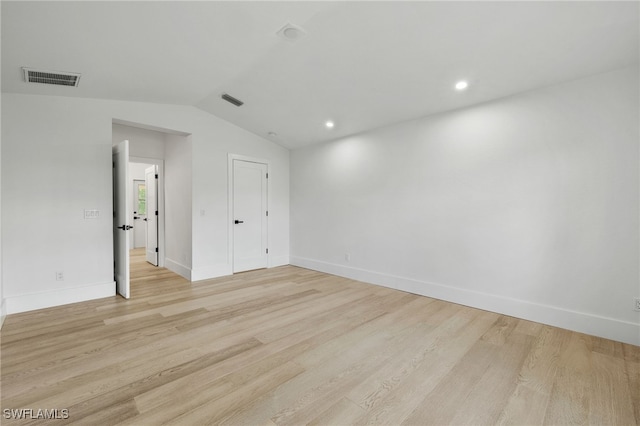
2 1 638 149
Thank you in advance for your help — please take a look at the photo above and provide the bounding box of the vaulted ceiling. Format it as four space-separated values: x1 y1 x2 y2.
2 1 638 149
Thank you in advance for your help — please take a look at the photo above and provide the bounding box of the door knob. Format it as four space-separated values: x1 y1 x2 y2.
234 220 244 224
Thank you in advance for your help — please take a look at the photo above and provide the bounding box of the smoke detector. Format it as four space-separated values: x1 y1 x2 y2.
22 67 81 87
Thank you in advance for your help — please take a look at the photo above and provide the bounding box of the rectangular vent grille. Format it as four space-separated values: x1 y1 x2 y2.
22 67 81 87
221 93 244 107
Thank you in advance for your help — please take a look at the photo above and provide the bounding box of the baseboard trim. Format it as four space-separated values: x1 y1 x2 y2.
269 255 290 268
0 298 6 329
165 258 192 280
5 281 115 315
191 264 233 282
191 257 289 282
290 256 640 346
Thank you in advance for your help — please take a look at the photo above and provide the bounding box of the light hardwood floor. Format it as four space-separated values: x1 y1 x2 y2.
1 248 638 425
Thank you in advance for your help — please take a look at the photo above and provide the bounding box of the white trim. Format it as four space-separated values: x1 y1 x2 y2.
112 118 191 136
290 256 640 346
0 299 6 329
228 154 270 274
269 255 290 268
5 281 115 315
165 258 192 280
191 264 233 282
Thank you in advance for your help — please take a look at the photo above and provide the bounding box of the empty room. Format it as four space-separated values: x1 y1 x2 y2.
1 1 638 425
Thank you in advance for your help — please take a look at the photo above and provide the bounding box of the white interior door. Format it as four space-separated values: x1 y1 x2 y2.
233 159 268 273
113 140 131 299
145 165 159 266
132 180 146 249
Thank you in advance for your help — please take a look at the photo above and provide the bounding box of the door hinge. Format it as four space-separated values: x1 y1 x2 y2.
266 248 269 254
266 173 269 179
155 247 158 253
266 210 268 217
155 174 158 179
155 211 158 216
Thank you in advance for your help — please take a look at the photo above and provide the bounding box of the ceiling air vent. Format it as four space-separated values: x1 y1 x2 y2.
221 93 244 107
22 67 81 87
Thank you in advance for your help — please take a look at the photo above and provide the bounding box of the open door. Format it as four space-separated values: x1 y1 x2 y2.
113 140 132 299
145 165 159 266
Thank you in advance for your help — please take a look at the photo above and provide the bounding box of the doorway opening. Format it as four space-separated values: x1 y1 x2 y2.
130 161 160 266
130 158 164 267
112 120 191 299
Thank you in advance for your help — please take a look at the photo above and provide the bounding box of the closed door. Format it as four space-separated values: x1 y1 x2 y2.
233 160 268 272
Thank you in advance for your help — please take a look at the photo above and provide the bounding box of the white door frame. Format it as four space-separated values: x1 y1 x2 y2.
228 154 270 272
131 156 165 268
145 165 159 266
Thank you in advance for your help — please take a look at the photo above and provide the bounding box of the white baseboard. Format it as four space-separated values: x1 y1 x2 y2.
165 258 192 280
269 255 290 268
190 258 288 282
5 281 115 315
191 263 233 282
290 256 640 346
0 298 6 329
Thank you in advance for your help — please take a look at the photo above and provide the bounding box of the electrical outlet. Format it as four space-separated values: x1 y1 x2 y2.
56 271 64 281
635 298 640 312
84 209 100 219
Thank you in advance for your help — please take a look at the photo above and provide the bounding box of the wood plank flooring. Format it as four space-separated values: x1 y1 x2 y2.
1 248 638 425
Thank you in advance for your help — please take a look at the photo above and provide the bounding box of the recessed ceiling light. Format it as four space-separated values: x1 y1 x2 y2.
325 121 335 129
455 81 469 91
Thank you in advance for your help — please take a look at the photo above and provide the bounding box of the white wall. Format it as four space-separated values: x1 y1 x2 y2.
291 66 640 346
2 93 289 313
0 4 4 326
129 162 150 181
113 123 166 160
164 134 192 278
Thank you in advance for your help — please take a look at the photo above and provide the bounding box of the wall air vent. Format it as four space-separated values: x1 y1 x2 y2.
221 93 244 107
22 67 81 87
